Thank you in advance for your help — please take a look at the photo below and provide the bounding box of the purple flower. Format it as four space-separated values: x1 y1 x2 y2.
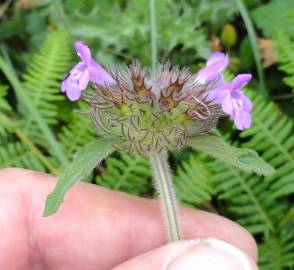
61 41 115 101
195 52 229 84
211 74 253 130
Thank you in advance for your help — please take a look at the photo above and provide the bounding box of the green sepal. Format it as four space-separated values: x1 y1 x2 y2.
43 137 123 216
187 131 275 176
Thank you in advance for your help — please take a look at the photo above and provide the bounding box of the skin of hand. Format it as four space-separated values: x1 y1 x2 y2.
0 168 258 270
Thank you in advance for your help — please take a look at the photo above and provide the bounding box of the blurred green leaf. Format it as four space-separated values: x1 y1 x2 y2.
25 11 46 34
251 0 294 38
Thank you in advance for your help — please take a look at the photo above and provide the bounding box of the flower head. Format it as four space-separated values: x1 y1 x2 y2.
61 41 115 101
82 60 223 153
61 45 254 153
210 74 253 130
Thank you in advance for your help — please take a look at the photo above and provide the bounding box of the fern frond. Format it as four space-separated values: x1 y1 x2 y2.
174 154 214 207
210 160 284 235
95 152 151 195
241 91 294 199
0 142 45 171
58 106 95 159
259 228 294 270
274 31 294 90
0 84 12 138
21 30 72 139
0 84 11 113
0 112 59 174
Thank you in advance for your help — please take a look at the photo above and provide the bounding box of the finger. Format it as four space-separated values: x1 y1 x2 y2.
0 168 257 270
112 238 258 270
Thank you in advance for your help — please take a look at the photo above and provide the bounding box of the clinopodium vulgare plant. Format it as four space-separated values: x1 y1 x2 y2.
44 41 274 242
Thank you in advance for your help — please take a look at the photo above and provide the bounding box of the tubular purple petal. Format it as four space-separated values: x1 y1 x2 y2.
88 60 116 85
62 76 82 101
234 110 251 130
67 87 82 101
78 69 90 90
196 52 229 84
75 41 92 64
61 41 115 101
231 74 252 91
207 52 229 67
221 94 234 115
209 72 253 130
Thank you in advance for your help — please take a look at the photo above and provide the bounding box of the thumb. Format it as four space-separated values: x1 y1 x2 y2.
112 238 258 270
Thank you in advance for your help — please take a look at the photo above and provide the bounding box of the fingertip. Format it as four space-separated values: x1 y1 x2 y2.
180 207 258 261
112 238 258 270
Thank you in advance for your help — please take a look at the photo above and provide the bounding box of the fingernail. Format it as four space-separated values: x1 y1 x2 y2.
166 238 258 270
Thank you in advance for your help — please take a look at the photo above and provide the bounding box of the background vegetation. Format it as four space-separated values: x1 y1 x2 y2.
0 0 293 269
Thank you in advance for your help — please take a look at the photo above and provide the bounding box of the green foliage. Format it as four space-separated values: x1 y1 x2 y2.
0 82 49 172
274 31 294 91
44 137 120 216
0 85 11 113
175 90 294 269
235 0 266 95
259 227 294 270
241 91 294 199
211 159 280 234
0 1 294 268
61 0 238 66
187 130 274 176
174 154 214 207
0 142 45 171
251 0 294 38
0 85 12 138
0 30 73 173
96 152 151 195
21 30 72 142
210 157 294 270
212 91 294 269
59 107 96 159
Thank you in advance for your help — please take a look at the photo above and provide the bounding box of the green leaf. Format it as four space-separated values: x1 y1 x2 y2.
43 137 121 216
251 0 294 38
233 147 275 176
187 131 274 176
66 0 238 66
25 11 46 35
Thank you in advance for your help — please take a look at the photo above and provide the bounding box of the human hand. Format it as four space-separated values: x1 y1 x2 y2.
0 168 258 269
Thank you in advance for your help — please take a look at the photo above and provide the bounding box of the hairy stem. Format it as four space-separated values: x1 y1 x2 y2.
148 0 180 242
149 151 181 242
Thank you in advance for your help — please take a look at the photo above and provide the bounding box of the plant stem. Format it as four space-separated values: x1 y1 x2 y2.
271 93 294 100
149 0 157 73
149 151 181 242
234 0 267 96
148 0 180 242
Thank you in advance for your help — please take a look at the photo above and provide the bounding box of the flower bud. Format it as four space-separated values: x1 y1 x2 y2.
221 24 237 48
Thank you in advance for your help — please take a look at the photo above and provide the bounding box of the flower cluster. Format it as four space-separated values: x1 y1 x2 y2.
61 41 253 153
